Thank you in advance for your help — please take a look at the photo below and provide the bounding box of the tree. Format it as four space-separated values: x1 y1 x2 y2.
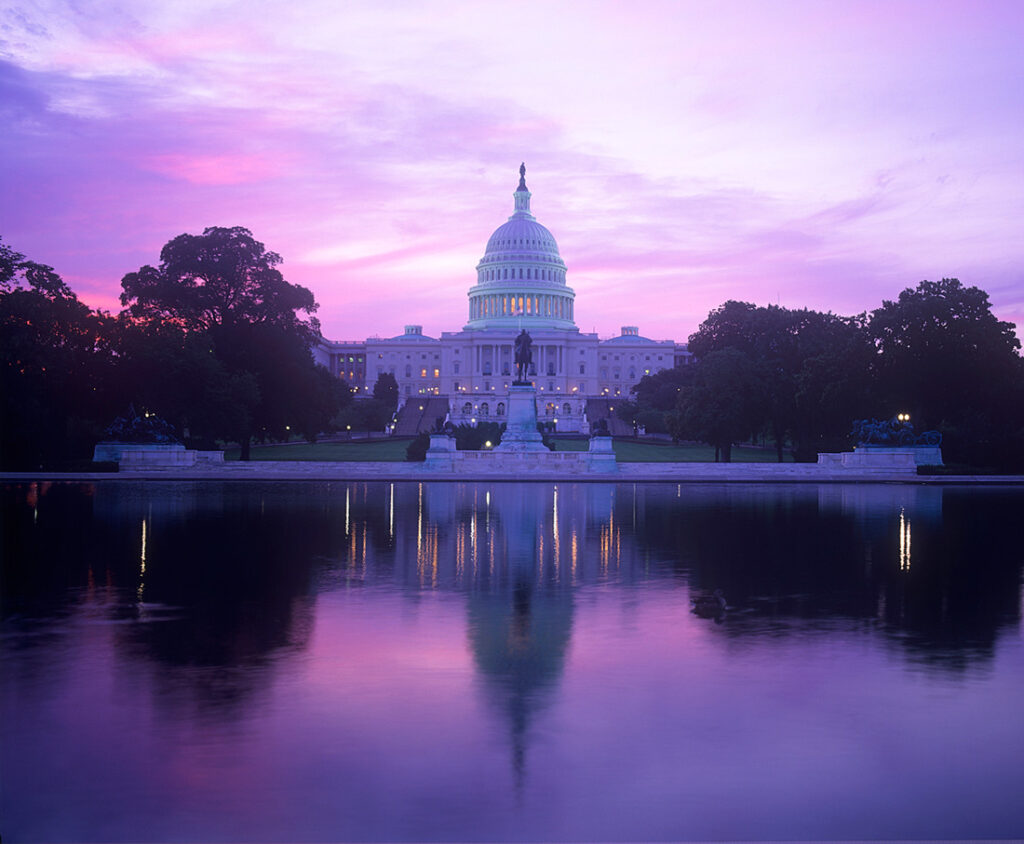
119 227 340 458
673 349 766 462
1 241 113 468
335 399 391 437
868 278 1024 467
373 372 399 415
632 367 690 413
120 226 318 337
688 301 872 460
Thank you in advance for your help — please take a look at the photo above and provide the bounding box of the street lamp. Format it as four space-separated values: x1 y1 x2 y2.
897 412 911 423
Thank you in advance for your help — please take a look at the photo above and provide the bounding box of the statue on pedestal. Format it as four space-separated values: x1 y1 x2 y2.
514 329 533 383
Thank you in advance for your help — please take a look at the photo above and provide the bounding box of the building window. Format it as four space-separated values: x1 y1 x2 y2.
563 403 571 416
433 368 440 378
497 402 505 416
481 402 489 416
405 365 412 377
420 368 427 378
463 402 472 415
454 362 460 374
579 364 585 375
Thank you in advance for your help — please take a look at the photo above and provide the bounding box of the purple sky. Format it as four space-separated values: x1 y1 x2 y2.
2 0 1022 343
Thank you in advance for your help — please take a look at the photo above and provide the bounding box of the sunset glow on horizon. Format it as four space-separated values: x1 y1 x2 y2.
2 0 1022 342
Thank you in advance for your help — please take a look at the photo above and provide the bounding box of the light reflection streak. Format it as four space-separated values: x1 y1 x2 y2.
345 487 350 537
538 530 544 580
137 518 147 603
899 508 911 571
552 486 560 577
571 528 577 580
389 482 394 539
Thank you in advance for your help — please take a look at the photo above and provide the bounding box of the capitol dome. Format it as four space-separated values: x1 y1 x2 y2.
466 164 576 330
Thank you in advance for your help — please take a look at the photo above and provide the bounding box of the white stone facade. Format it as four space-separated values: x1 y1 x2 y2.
315 166 691 432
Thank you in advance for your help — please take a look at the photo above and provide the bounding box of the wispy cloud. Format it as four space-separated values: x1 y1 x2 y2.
1 0 1022 343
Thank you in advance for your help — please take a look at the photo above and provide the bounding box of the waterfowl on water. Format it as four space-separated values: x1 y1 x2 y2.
691 589 727 618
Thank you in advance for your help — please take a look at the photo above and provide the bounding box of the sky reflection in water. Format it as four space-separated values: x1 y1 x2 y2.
2 481 1023 842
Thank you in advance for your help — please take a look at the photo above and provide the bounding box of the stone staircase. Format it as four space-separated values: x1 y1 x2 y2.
392 396 450 435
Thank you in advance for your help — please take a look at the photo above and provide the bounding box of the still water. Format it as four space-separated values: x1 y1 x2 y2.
2 480 1023 842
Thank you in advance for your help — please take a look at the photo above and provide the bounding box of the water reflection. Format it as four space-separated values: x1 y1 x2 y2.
3 481 1023 840
5 482 1021 671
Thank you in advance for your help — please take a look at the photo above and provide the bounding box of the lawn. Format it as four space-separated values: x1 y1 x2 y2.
225 437 791 463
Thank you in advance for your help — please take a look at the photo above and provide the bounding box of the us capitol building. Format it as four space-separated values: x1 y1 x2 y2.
315 165 690 433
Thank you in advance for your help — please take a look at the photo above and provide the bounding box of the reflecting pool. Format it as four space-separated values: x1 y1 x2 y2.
3 481 1023 841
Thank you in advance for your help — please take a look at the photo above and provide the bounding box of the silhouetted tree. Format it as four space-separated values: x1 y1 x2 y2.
0 240 113 467
869 278 1024 467
673 349 766 462
120 226 318 337
688 302 872 460
335 398 391 437
119 227 340 458
373 372 399 414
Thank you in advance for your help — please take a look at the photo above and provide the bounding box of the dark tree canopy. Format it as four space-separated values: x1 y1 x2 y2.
869 278 1021 420
673 349 766 462
120 226 318 338
1 241 114 467
373 372 400 414
632 367 689 413
868 278 1024 467
687 302 873 460
118 227 341 458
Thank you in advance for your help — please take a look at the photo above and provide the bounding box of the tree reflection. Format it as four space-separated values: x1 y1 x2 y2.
4 480 1021 718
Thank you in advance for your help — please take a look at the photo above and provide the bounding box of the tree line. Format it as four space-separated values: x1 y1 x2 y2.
1 228 354 468
624 282 1024 468
3 228 1022 470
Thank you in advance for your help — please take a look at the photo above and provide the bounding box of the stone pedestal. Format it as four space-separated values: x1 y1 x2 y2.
424 433 456 470
587 436 617 471
93 442 225 469
817 445 943 470
494 384 547 453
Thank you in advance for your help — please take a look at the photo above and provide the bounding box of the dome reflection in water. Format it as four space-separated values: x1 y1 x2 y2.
2 481 1023 841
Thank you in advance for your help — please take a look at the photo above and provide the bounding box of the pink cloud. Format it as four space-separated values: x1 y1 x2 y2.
143 152 285 185
0 2 1021 345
